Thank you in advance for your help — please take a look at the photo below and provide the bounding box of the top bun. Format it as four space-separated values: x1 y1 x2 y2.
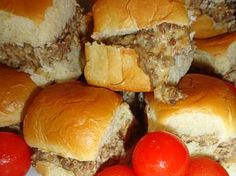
92 0 189 39
145 74 236 139
0 65 38 127
23 81 131 161
0 0 77 46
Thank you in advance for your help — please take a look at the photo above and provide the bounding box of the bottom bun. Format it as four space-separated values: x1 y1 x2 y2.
35 161 74 176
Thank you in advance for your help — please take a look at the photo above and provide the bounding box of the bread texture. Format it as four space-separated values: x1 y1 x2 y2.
145 74 236 136
191 14 228 39
84 42 152 92
194 31 236 85
145 74 236 175
92 0 189 39
0 65 38 127
35 161 74 176
23 81 134 162
0 0 76 47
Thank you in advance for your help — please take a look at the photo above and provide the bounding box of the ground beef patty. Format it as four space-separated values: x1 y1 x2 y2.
32 131 127 176
0 7 85 86
101 23 193 104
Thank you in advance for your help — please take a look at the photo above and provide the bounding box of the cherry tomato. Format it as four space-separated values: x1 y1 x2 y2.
97 165 136 176
0 132 31 176
132 131 190 176
186 156 229 176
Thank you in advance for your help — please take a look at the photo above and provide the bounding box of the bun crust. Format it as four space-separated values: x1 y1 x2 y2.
23 81 123 161
192 14 228 39
145 74 236 136
84 42 152 92
195 32 236 56
0 0 52 24
92 0 189 39
193 32 236 78
0 65 38 127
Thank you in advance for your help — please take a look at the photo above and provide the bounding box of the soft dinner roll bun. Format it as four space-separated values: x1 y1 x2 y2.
191 14 228 39
145 74 236 175
84 42 152 92
23 81 134 176
0 0 87 86
92 0 189 39
0 0 75 46
194 31 236 85
35 161 74 176
0 65 38 127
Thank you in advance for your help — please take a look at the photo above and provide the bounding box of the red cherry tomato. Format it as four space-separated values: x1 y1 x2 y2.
97 165 136 176
186 156 229 176
0 132 31 176
132 131 190 176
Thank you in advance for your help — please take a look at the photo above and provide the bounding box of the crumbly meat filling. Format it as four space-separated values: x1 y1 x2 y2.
32 131 127 176
214 138 236 166
102 23 192 104
187 0 236 31
0 7 84 75
180 134 219 146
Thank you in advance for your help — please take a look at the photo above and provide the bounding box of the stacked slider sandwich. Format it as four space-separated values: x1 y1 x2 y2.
145 74 236 175
84 0 195 104
0 0 87 86
23 81 135 176
0 64 39 131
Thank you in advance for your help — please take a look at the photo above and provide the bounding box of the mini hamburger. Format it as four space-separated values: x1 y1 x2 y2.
186 0 236 38
193 31 236 85
23 81 135 176
84 0 194 104
145 74 236 175
0 64 38 130
0 0 87 86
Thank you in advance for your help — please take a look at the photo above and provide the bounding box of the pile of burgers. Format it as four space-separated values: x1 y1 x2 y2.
0 0 236 175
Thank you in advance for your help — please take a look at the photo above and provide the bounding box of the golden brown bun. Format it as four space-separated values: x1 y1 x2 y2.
92 0 189 39
0 65 38 127
195 31 236 55
84 42 152 92
0 0 52 24
35 161 74 176
0 0 77 46
192 14 228 39
193 32 236 84
145 74 236 137
23 81 127 161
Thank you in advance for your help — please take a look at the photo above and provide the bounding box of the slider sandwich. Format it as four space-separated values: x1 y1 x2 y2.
185 0 236 38
23 81 135 176
0 65 38 130
84 0 194 104
145 74 236 175
193 31 236 85
0 0 87 86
